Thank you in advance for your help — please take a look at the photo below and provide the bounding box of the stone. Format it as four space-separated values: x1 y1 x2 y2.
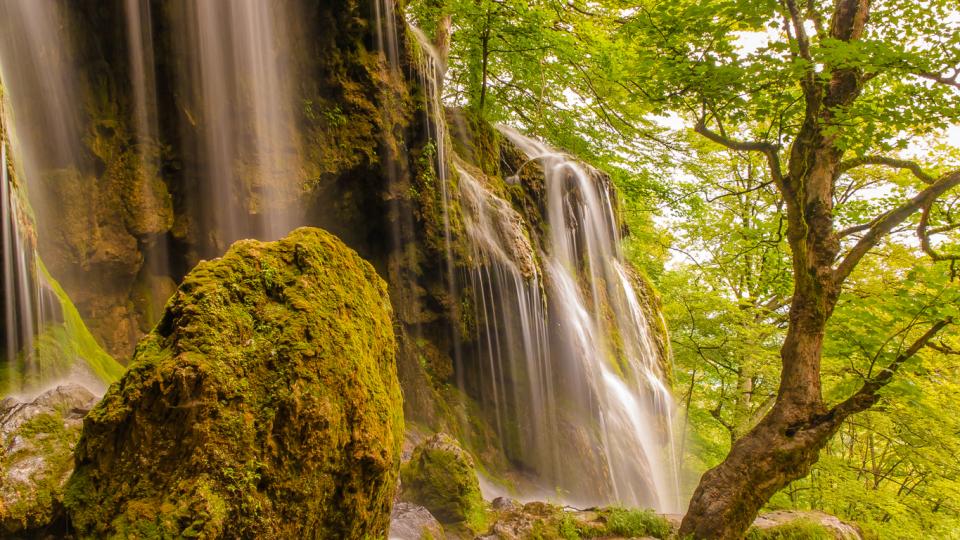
62 227 404 539
0 384 97 536
491 497 521 512
389 502 444 540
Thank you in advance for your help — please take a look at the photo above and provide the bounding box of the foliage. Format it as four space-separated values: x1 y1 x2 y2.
660 143 960 535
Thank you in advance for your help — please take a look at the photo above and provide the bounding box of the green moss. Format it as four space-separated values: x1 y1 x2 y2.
40 260 125 383
63 227 403 539
400 433 488 532
745 519 836 540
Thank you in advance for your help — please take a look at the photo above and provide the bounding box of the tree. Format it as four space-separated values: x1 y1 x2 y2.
640 1 960 536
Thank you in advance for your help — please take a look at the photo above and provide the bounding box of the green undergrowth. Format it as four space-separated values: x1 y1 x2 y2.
602 507 674 538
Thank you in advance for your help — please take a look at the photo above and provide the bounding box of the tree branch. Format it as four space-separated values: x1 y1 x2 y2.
837 216 881 238
838 155 937 184
694 120 785 188
784 0 813 61
918 201 960 262
918 71 960 90
927 341 960 355
834 171 960 283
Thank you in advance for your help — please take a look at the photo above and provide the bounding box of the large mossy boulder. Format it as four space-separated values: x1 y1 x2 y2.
63 227 404 538
400 432 485 529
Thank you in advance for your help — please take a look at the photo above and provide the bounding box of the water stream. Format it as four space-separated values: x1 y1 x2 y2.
404 15 681 510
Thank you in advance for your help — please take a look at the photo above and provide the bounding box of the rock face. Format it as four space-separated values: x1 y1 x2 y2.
400 433 485 528
0 384 96 535
63 227 404 539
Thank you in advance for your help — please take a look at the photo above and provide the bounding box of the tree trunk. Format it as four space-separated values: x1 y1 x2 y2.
678 319 843 539
678 400 843 539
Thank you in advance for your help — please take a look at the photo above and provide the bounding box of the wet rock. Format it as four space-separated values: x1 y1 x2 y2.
0 384 97 535
63 227 404 539
389 502 444 540
400 432 485 528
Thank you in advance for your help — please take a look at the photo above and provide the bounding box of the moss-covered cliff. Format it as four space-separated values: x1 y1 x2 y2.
63 227 403 538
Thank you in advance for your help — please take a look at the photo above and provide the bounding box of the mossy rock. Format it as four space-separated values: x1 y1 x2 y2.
0 384 97 536
63 227 404 538
400 432 486 530
748 511 864 540
484 502 673 540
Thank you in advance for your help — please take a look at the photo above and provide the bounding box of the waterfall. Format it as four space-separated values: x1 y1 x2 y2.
1 0 681 513
455 163 561 481
169 0 304 253
501 127 681 511
123 0 173 324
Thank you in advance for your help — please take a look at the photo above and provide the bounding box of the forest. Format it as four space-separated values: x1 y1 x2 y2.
0 0 958 539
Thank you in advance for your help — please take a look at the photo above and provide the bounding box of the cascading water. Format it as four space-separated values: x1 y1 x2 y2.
169 0 304 253
498 127 681 511
124 0 169 278
1 0 682 514
454 162 562 483
0 140 40 393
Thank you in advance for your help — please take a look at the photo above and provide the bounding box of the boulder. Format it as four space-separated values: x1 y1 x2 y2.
0 384 97 535
400 432 485 528
63 227 404 538
491 497 521 512
389 502 445 540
